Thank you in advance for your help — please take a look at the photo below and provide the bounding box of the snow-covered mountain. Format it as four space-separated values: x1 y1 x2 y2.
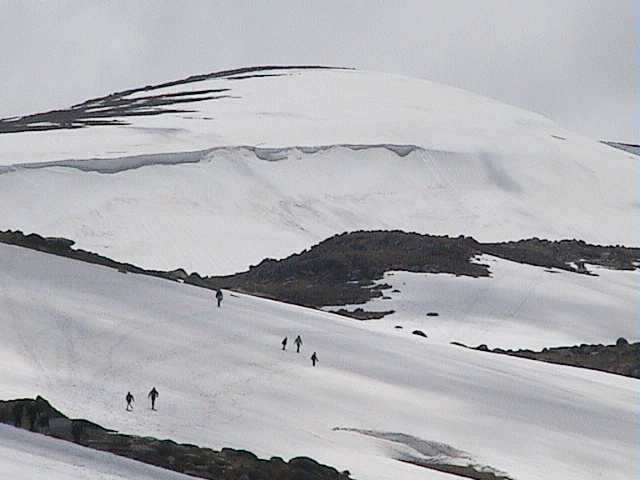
0 243 636 480
0 66 637 273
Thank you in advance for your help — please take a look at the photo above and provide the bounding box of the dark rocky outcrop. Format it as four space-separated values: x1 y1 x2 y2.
412 330 428 338
482 238 640 273
400 459 513 480
329 308 395 320
0 397 352 480
1 229 638 314
0 66 337 135
454 341 640 379
205 231 489 307
204 233 639 308
0 229 182 282
602 141 640 157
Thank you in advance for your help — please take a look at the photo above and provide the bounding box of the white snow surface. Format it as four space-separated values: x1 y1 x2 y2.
0 68 638 274
0 243 637 480
327 255 640 349
0 67 571 163
0 423 192 480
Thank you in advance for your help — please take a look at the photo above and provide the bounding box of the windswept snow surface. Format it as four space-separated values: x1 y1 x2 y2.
0 68 638 273
0 423 191 480
0 144 637 275
327 255 640 349
0 67 571 163
0 244 637 480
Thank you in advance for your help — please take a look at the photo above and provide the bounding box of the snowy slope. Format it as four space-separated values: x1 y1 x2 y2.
0 67 577 163
0 423 191 480
326 255 640 349
0 67 637 273
0 243 637 480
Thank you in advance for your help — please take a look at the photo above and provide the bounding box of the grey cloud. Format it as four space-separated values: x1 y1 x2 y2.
0 0 636 141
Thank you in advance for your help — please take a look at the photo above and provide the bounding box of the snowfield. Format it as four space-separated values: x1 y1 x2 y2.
0 423 191 480
0 67 571 163
0 243 637 480
0 67 638 274
327 255 640 349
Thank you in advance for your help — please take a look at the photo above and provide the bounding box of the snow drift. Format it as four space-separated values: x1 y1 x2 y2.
0 67 637 273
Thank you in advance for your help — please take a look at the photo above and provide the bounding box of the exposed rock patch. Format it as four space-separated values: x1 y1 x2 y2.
330 308 395 320
0 397 352 480
1 229 638 316
454 341 640 379
0 66 336 135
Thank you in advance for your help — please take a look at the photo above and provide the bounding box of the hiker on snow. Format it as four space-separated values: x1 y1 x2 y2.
216 289 223 308
126 391 135 411
294 335 303 353
282 337 288 351
148 387 159 410
311 352 318 367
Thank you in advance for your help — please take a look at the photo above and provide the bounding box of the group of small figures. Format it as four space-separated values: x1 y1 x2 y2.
125 387 159 411
217 290 319 367
281 335 319 366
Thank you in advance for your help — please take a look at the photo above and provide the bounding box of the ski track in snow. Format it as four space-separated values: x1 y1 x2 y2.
0 243 637 480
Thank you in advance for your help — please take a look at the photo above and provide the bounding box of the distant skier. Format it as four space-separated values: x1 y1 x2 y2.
148 387 159 410
310 352 318 367
294 335 303 353
216 289 223 308
282 337 288 351
126 391 135 411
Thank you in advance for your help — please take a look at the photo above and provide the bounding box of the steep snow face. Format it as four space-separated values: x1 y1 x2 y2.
0 244 637 480
0 67 637 273
0 144 637 274
326 255 640 349
0 423 192 480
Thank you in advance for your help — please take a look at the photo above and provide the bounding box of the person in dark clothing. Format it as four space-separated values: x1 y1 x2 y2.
216 289 223 308
126 391 135 411
294 335 303 353
311 352 318 366
282 337 288 351
148 387 159 410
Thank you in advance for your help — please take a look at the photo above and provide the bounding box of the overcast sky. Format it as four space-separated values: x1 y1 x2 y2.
1 0 637 141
